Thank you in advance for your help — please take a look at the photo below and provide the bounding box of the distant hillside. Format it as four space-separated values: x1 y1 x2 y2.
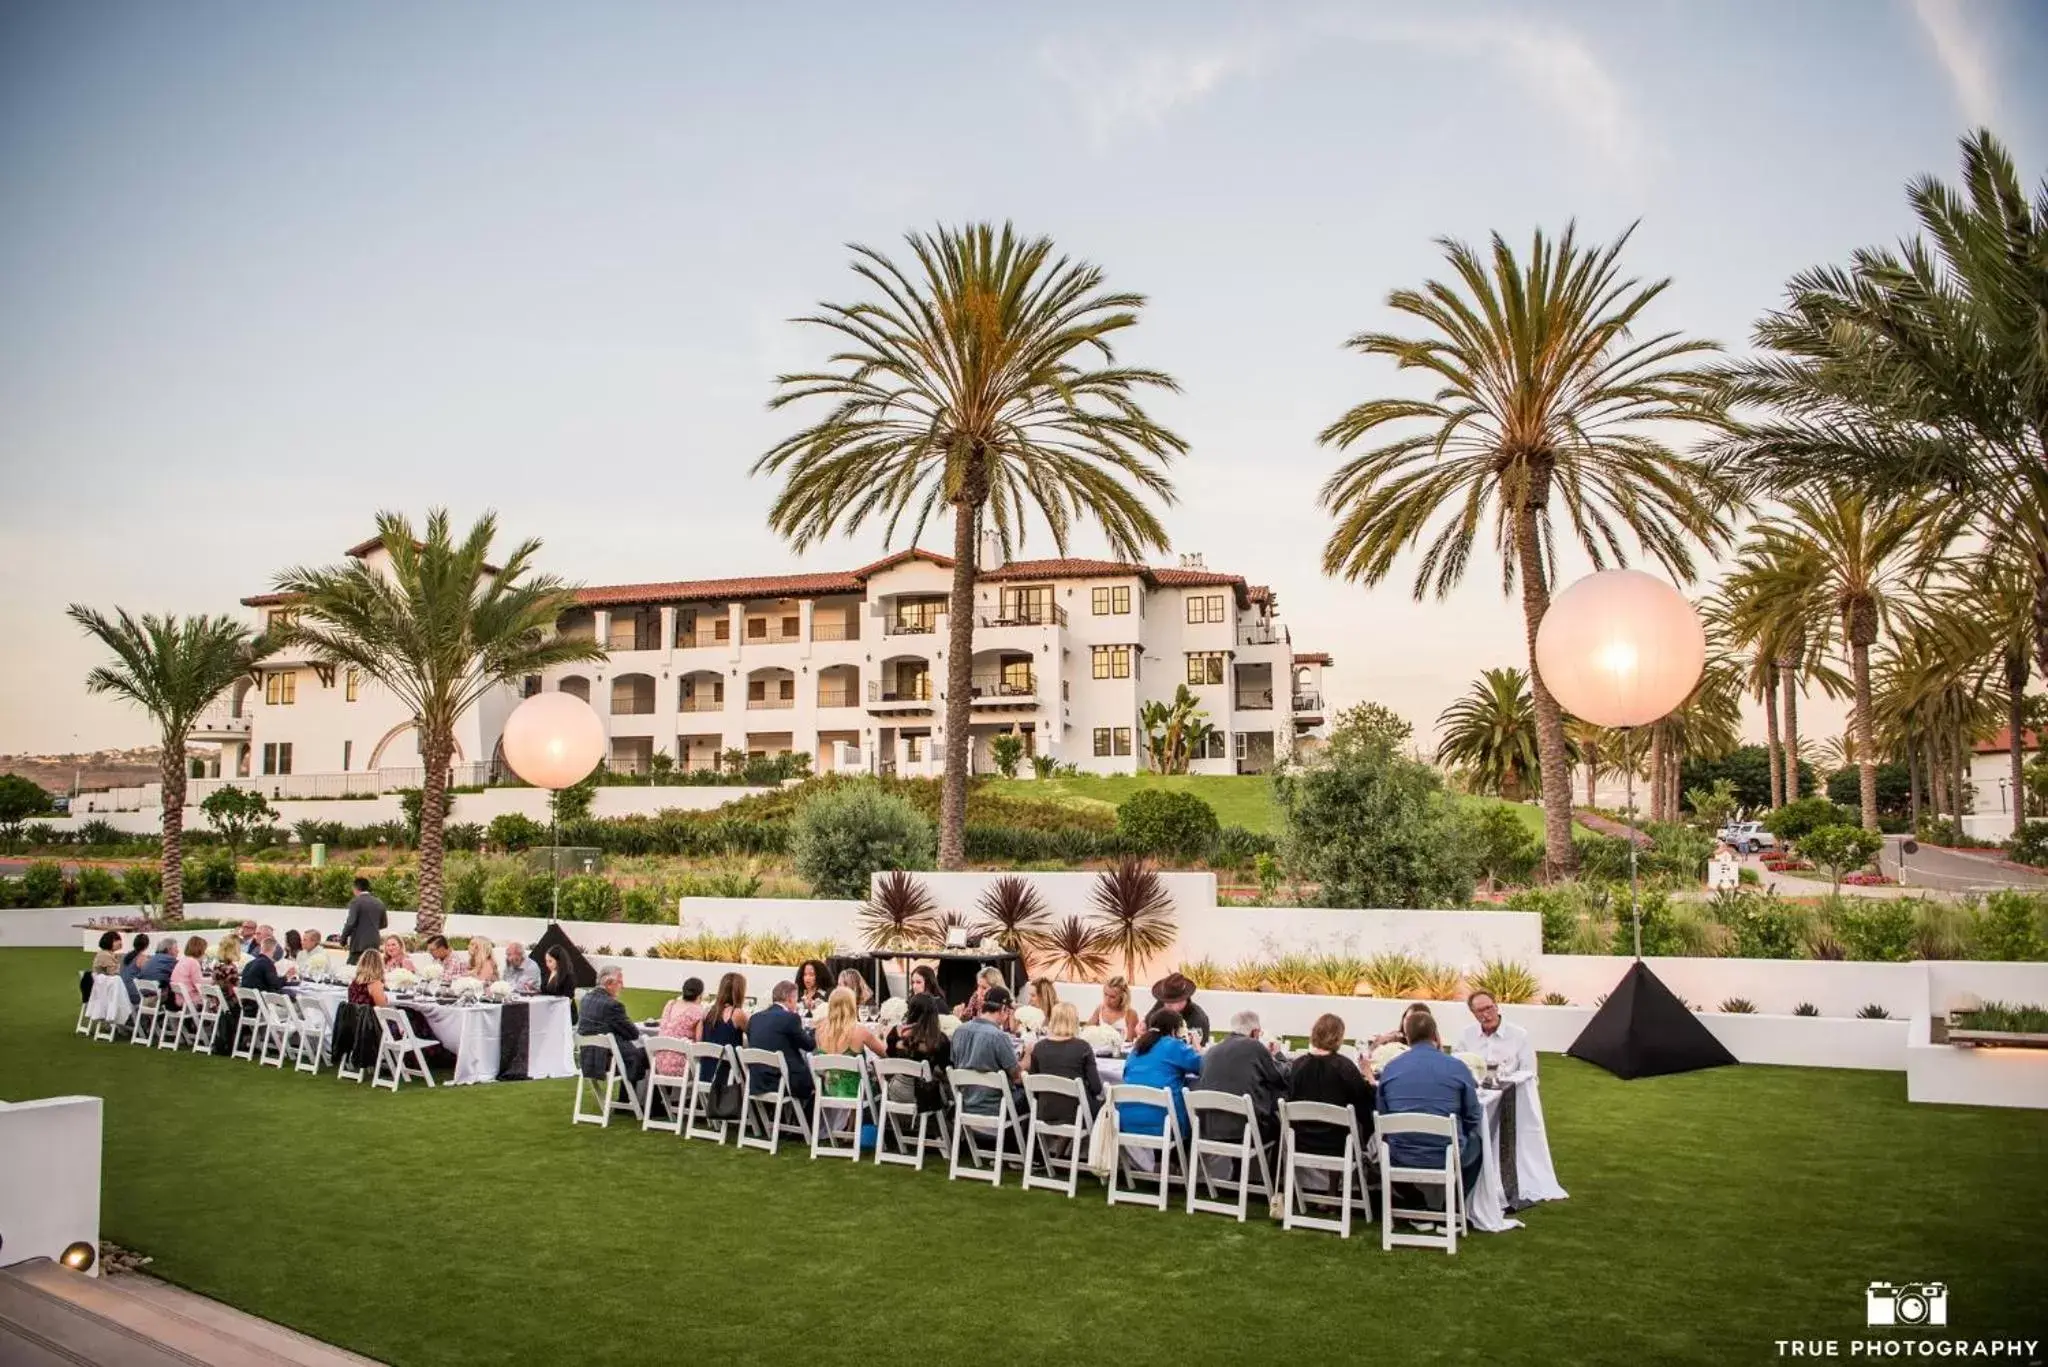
0 747 193 795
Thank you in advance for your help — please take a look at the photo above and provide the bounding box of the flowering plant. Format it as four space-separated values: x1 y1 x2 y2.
388 969 419 990
877 997 908 1026
1078 1024 1121 1056
937 1013 960 1038
417 960 443 983
1452 1051 1488 1084
485 981 514 1001
300 951 331 980
1013 1005 1045 1033
1368 1041 1409 1074
450 976 485 998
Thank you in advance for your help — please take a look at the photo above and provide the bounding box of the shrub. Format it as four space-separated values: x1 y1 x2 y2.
989 734 1026 779
1951 1002 2048 1033
366 867 417 911
488 813 546 852
1738 866 1760 886
1837 901 1916 963
1765 796 1856 848
1275 744 1478 909
2005 821 2048 869
1793 1002 1819 1016
1856 1003 1892 1020
73 866 123 905
20 860 65 906
1540 991 1571 1006
1116 789 1220 861
1030 754 1057 779
445 822 485 853
556 874 622 922
1466 957 1539 1003
447 861 490 915
1800 824 1885 893
1359 952 1424 998
1569 834 1636 883
1729 894 1804 960
120 865 161 906
1613 887 1684 957
76 819 125 847
1211 825 1276 870
484 871 551 919
1975 892 2046 962
192 851 238 901
621 885 671 925
1461 803 1540 889
1718 997 1757 1013
788 783 936 900
1641 821 1714 882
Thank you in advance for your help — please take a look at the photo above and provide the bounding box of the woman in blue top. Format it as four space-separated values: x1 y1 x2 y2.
1116 1007 1202 1137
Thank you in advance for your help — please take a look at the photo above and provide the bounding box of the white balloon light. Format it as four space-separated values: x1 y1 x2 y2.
1534 570 1705 729
499 692 606 790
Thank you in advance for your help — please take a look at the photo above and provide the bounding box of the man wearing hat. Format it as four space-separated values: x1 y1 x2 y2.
949 984 1023 1115
1151 972 1211 1039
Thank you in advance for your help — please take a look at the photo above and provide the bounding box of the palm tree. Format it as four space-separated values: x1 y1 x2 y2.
1720 542 1847 805
271 510 602 936
1139 684 1212 775
1436 667 1547 800
1703 587 1782 807
1564 718 1613 809
1317 223 1730 877
68 609 266 923
1644 653 1743 821
754 223 1185 868
1745 491 1926 829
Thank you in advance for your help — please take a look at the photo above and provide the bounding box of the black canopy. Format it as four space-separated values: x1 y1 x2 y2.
529 923 598 990
1566 960 1738 1080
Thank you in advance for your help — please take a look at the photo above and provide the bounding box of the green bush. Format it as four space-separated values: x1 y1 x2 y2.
1838 901 1916 962
1642 822 1714 882
121 865 162 906
556 874 622 922
488 813 546 852
192 852 238 901
622 885 671 925
445 822 485 853
1571 834 1635 883
366 867 417 911
1765 796 1856 848
447 860 490 915
20 860 65 906
1976 892 2046 962
1505 885 1586 954
484 871 551 918
1275 743 1477 910
1461 803 1539 887
1115 789 1220 861
74 866 123 905
788 783 935 900
1611 887 1683 957
989 734 1026 779
1729 894 1804 960
2006 822 2048 869
1211 824 1276 870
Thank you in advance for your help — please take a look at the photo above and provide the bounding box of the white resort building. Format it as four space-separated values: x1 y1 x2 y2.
177 536 1331 802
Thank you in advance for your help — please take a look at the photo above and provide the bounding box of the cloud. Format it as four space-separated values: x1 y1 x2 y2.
1909 0 1996 127
1038 13 1646 169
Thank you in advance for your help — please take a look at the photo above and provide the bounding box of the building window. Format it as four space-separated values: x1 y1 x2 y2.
1113 727 1132 757
1186 593 1228 624
779 677 795 701
1093 727 1111 757
1092 587 1110 615
782 614 799 638
344 669 360 702
1091 585 1131 616
342 740 352 771
999 585 1053 624
714 615 731 642
1199 732 1227 759
261 742 293 775
905 734 925 762
747 617 767 640
265 671 296 706
748 678 765 702
1186 651 1225 686
1091 645 1131 679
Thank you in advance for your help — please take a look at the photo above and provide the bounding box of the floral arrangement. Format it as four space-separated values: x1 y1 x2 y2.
1013 1005 1045 1033
485 981 514 1002
388 969 419 990
1452 1051 1488 1084
450 976 485 998
1368 1041 1409 1074
417 960 443 983
1841 871 1897 887
937 1013 960 1038
1077 1023 1121 1056
300 950 331 980
877 997 908 1026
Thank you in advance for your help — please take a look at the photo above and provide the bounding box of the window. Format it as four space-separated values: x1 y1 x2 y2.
264 671 296 706
1186 651 1225 686
714 616 731 642
1113 727 1132 757
1093 727 1112 757
747 617 767 640
1092 587 1110 615
266 609 296 633
261 742 293 775
1199 732 1228 759
999 584 1053 624
1091 645 1131 679
1091 584 1131 616
781 615 799 638
779 677 795 701
342 740 353 771
905 733 926 761
1185 593 1228 624
344 668 360 702
748 678 766 702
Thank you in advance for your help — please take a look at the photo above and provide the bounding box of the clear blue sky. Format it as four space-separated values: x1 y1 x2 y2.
3 0 2042 753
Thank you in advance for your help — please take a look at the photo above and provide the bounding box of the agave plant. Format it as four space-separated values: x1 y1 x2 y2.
1267 953 1324 996
1467 958 1541 1004
1793 1002 1820 1016
1415 961 1465 1002
1540 991 1571 1007
972 875 1054 968
1219 958 1274 992
1178 958 1226 989
1089 857 1178 979
1041 914 1112 982
1718 997 1758 1014
1312 952 1370 997
859 870 940 950
1359 952 1424 999
1856 1003 1892 1020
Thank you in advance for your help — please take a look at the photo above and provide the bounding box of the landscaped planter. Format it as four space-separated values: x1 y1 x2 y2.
1943 1011 2048 1050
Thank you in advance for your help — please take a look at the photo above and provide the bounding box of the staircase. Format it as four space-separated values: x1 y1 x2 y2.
0 1259 381 1366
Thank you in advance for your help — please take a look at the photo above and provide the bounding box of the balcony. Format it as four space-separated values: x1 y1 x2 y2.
746 695 796 710
810 621 855 642
1293 691 1325 714
679 696 725 713
743 630 805 646
1238 622 1286 647
978 604 1067 628
885 616 943 637
679 630 730 649
971 674 1037 704
867 679 934 711
1236 689 1274 711
817 688 857 709
191 707 252 738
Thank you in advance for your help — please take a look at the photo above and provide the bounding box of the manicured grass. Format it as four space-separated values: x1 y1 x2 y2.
5 948 2045 1365
985 773 1278 832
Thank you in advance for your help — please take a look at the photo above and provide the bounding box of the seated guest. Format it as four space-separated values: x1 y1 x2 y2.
237 920 260 954
1149 973 1211 1039
949 986 1023 1115
142 935 181 994
835 967 874 1008
1086 975 1141 1042
1286 1013 1377 1155
793 959 832 1011
424 935 468 978
119 933 152 1004
1023 977 1059 1017
1117 1007 1202 1137
577 965 647 1088
884 994 951 1116
210 936 244 1054
655 978 708 1078
302 927 327 957
380 935 412 976
1456 991 1535 1083
1025 1002 1102 1124
466 934 499 985
170 935 208 1011
956 965 1007 1022
816 985 886 1058
284 929 304 961
744 981 817 1103
542 945 577 999
1369 1002 1434 1050
240 938 286 995
1376 1011 1483 1195
699 972 749 1056
907 964 945 1002
503 941 543 993
85 930 123 1003
349 948 389 1008
1197 1009 1289 1147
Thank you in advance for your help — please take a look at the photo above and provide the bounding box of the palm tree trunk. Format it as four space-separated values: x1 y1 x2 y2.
1852 640 1878 831
1928 733 1947 818
1905 733 1920 831
1763 663 1783 810
2032 546 2048 692
937 460 988 870
414 727 452 936
158 734 187 924
2008 646 2028 824
1583 738 1598 809
1514 496 1577 879
1780 659 1801 802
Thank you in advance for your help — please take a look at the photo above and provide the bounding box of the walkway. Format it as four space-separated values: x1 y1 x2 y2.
1883 837 2048 894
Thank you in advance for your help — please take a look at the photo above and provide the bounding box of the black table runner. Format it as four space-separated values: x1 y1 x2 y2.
497 999 532 1081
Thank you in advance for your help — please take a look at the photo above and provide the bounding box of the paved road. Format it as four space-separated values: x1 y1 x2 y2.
1883 837 2048 893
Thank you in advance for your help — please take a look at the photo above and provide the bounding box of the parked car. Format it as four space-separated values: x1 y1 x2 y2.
1718 820 1776 854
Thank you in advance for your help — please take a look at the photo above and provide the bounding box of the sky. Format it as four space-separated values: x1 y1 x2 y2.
2 0 2044 756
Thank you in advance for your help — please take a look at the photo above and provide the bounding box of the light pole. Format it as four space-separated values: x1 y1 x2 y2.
498 692 606 922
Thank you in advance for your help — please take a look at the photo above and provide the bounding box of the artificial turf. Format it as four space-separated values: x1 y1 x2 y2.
4 947 2045 1366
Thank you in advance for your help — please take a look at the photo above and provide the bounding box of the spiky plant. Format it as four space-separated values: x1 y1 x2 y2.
1793 1002 1820 1016
1856 1003 1893 1020
1177 958 1226 989
1467 957 1541 1004
858 870 940 950
1540 991 1572 1007
1359 951 1425 999
1415 961 1465 1002
1089 856 1178 979
1718 997 1758 1014
972 874 1053 968
1041 914 1112 982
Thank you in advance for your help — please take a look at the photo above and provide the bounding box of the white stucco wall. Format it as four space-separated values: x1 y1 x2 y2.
0 1096 103 1275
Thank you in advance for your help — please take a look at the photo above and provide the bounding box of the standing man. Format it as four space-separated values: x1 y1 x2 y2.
338 877 387 965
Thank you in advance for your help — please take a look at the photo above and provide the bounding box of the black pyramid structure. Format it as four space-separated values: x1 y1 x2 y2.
529 922 598 990
1567 960 1738 1080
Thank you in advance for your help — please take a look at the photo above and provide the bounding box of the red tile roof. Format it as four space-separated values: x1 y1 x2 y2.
573 548 954 607
980 557 1251 606
1974 727 2041 755
242 592 299 608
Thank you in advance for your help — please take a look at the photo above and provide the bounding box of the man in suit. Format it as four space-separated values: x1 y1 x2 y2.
337 878 387 964
577 965 646 1088
1197 1009 1289 1150
1376 1011 1484 1197
744 980 816 1103
239 938 286 996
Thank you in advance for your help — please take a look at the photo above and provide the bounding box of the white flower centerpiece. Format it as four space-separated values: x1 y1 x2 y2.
937 1013 960 1038
301 950 331 982
1078 1023 1121 1057
388 968 419 992
450 975 485 1002
1368 1041 1409 1074
416 960 443 985
485 980 514 1002
877 997 908 1027
1452 1051 1489 1084
1013 1005 1045 1034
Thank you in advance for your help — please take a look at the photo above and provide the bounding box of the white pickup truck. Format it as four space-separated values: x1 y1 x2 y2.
1718 820 1777 855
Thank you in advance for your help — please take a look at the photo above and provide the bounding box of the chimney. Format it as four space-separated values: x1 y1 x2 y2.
1179 552 1205 569
979 527 1005 569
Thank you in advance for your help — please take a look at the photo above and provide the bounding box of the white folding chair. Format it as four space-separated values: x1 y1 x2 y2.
872 1058 947 1169
258 992 300 1068
1376 1112 1465 1254
91 992 122 1043
1186 1089 1278 1222
736 1047 812 1154
642 1036 693 1135
230 988 268 1060
130 983 163 1047
155 987 193 1051
1021 1073 1094 1197
372 1006 439 1091
1105 1083 1187 1211
335 1002 370 1085
287 996 325 1073
808 1053 868 1161
75 980 94 1036
193 985 227 1053
946 1067 1025 1185
1278 1100 1376 1240
683 1041 737 1144
573 1032 644 1126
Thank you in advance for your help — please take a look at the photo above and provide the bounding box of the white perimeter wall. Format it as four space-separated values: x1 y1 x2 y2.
0 1097 102 1275
39 783 768 836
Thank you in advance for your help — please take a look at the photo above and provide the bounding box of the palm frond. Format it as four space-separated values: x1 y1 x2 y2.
859 870 940 950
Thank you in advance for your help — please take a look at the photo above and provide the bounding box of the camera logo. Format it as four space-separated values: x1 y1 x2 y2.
1866 1281 1948 1327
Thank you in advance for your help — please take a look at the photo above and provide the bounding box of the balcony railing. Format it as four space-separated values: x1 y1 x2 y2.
868 680 934 704
611 699 657 716
978 603 1067 628
816 689 857 708
810 621 855 641
1238 622 1285 647
1236 689 1274 710
885 616 943 636
607 633 664 652
744 630 805 646
746 696 796 710
679 630 729 649
191 707 252 735
971 675 1036 700
679 696 724 712
1293 692 1325 712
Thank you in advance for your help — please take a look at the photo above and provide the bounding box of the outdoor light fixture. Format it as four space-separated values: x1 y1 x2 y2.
61 1241 96 1272
1536 569 1705 958
500 691 607 920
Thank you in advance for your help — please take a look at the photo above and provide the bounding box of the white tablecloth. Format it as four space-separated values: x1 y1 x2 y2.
85 975 132 1029
293 986 575 1086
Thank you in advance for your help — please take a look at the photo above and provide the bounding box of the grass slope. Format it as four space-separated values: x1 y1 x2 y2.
984 773 1278 832
4 948 2044 1365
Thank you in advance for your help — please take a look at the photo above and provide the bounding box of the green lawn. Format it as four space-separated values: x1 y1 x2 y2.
987 773 1279 831
5 948 2044 1365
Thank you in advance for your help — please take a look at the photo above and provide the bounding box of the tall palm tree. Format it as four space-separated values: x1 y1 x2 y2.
1746 491 1927 828
271 510 603 935
754 223 1185 867
1317 223 1730 877
1703 587 1782 807
1644 653 1743 821
1720 542 1847 805
67 609 266 923
1563 718 1612 808
1435 667 1548 800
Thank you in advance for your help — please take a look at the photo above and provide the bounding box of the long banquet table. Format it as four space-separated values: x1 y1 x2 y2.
293 984 576 1086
